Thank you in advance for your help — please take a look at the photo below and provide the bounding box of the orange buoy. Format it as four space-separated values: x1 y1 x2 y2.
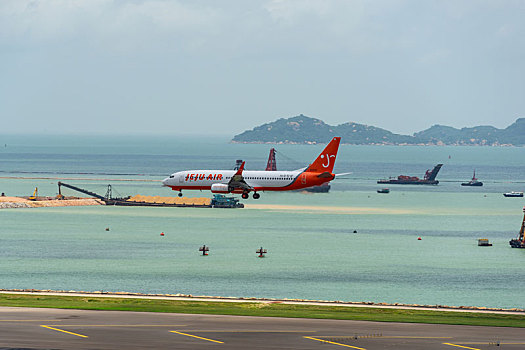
417 237 422 240
160 232 165 236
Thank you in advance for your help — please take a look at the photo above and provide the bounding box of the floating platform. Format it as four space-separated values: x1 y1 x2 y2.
125 195 212 207
121 195 243 208
378 164 442 185
509 239 525 248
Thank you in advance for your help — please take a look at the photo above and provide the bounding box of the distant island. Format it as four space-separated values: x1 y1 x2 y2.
232 115 525 146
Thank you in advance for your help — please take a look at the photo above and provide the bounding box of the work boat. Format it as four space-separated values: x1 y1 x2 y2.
461 170 483 187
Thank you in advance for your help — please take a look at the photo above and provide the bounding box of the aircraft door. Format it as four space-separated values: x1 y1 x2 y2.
179 174 184 183
301 174 307 185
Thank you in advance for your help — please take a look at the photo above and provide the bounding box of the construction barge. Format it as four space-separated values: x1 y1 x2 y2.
378 164 443 185
58 182 243 209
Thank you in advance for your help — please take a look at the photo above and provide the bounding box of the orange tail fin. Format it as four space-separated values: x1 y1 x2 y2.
234 161 245 175
305 137 341 173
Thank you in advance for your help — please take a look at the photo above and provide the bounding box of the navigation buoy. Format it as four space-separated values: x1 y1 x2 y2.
256 247 267 258
199 245 209 256
160 232 165 236
417 237 422 240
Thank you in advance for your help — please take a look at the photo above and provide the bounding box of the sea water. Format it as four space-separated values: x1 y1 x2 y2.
1 135 525 309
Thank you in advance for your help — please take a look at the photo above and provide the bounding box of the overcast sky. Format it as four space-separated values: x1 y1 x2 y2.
1 0 524 135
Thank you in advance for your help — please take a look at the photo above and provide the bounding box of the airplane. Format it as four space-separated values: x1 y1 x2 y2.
162 136 345 199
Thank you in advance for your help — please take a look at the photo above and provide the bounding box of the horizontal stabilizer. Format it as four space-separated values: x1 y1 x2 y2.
335 172 353 178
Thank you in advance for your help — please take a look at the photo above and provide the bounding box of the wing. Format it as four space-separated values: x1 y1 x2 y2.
228 161 253 191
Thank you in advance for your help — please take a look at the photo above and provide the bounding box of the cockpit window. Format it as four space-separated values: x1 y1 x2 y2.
169 175 174 178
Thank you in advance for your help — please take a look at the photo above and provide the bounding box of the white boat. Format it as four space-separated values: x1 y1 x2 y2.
503 191 524 198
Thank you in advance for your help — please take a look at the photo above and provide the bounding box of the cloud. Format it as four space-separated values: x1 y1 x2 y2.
0 0 224 52
264 0 336 24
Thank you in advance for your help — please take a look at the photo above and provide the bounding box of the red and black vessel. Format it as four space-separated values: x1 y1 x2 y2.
377 164 443 185
510 207 525 248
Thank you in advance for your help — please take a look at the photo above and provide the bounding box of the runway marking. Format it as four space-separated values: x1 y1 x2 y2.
170 330 224 344
443 343 480 350
40 325 88 338
304 336 367 349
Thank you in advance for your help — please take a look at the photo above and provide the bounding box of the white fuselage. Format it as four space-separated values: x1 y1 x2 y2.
162 170 302 190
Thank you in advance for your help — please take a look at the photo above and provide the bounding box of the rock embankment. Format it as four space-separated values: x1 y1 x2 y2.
0 196 103 209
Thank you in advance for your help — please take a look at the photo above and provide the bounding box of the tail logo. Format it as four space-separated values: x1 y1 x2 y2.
320 154 336 168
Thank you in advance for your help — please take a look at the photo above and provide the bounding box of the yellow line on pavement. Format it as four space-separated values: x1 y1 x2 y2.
40 325 88 338
443 343 480 350
304 336 366 349
170 330 224 344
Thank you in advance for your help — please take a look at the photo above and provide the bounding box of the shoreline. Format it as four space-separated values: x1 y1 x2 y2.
230 141 519 147
1 289 523 315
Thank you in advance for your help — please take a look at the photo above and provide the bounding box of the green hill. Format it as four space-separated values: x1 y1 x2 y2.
232 115 417 145
232 115 525 145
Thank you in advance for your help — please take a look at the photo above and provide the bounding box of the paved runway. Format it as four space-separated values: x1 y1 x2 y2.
0 307 524 349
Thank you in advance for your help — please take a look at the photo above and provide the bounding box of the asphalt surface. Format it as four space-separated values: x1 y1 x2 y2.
0 307 524 349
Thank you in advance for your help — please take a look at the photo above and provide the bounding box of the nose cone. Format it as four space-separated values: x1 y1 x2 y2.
162 177 170 186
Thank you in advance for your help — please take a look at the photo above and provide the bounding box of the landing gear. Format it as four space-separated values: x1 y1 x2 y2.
242 192 249 199
253 192 260 199
178 192 183 197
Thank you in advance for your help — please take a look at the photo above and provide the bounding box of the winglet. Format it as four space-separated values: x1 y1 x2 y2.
305 137 341 173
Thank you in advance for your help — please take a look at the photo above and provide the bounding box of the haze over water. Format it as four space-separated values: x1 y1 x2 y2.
1 135 525 309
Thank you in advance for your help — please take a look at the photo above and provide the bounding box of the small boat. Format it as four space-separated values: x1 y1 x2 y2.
461 170 483 187
504 191 524 198
477 238 492 246
377 188 390 194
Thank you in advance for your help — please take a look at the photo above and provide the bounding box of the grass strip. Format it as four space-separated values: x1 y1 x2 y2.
0 293 524 328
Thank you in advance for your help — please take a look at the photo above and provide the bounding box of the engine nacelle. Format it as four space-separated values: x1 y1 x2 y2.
211 183 230 193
